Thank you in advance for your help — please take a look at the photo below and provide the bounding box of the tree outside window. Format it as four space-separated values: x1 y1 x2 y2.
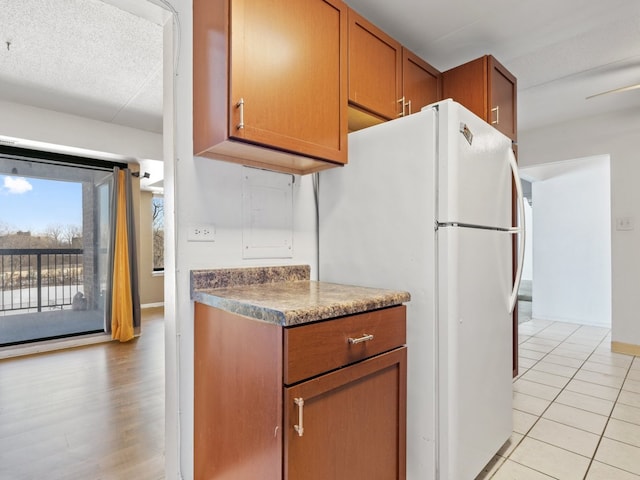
152 195 164 272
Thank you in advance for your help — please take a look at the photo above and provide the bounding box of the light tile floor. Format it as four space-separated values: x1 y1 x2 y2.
476 318 640 479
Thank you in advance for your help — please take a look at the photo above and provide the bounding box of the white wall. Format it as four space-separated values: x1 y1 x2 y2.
169 161 317 478
0 99 162 161
162 3 319 478
528 157 611 326
519 108 640 344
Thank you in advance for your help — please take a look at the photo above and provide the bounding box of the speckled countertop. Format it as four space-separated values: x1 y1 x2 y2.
191 265 410 326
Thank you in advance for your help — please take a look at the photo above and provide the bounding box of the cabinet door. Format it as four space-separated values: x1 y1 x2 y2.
488 56 517 141
229 0 347 164
402 49 441 116
284 347 407 480
194 304 283 480
348 9 402 120
441 55 487 121
442 55 517 141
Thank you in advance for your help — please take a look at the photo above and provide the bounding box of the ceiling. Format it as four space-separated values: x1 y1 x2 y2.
0 0 639 139
348 0 640 132
0 0 165 134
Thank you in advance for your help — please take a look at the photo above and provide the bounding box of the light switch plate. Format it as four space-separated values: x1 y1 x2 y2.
616 216 634 231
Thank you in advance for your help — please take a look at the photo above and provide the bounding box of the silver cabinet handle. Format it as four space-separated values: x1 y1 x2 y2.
491 105 500 125
397 96 405 117
348 333 374 345
236 98 245 130
294 397 304 437
406 99 412 115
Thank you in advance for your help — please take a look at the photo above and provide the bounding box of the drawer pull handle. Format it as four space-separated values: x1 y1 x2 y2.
294 397 305 437
348 333 374 345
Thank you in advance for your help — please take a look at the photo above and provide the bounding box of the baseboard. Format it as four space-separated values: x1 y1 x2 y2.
611 341 640 356
141 302 164 309
0 332 111 360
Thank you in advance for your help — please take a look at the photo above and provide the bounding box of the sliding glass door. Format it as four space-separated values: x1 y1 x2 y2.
95 178 112 330
0 150 116 346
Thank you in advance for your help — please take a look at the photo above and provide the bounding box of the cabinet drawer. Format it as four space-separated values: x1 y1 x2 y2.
284 305 406 385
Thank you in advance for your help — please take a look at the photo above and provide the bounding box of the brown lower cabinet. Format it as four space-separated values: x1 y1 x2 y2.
194 303 407 480
285 348 407 479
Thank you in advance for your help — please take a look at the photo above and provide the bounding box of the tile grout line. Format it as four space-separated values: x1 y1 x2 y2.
491 322 616 479
489 322 592 479
580 333 637 479
489 320 640 479
522 324 640 478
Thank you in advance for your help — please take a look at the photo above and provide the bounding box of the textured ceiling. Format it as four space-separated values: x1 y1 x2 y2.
0 0 164 133
0 0 638 139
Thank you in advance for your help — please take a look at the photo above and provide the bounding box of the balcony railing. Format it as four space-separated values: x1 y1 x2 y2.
0 248 84 313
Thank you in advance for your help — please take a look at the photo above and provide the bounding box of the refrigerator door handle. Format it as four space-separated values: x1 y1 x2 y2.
507 148 526 313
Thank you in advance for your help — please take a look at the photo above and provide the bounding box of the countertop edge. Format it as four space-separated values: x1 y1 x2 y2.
192 290 288 325
192 281 410 327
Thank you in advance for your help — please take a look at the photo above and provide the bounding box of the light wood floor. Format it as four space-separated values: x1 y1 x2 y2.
0 307 165 480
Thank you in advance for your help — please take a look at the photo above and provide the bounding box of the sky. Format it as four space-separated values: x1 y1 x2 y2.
0 175 82 234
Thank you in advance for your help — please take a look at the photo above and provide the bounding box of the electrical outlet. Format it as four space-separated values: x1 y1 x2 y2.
188 224 216 241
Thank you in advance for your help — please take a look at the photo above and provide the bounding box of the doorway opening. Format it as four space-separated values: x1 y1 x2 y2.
517 179 533 324
0 148 121 346
520 155 612 327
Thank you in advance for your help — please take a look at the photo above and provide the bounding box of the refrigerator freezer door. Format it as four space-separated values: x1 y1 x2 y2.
437 225 513 479
434 100 513 229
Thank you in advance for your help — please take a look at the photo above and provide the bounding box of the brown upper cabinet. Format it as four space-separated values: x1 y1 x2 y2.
348 9 402 123
193 0 348 175
442 55 517 141
347 9 441 131
402 49 442 117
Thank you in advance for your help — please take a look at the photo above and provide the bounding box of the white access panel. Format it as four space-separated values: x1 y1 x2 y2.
242 166 293 259
436 225 513 480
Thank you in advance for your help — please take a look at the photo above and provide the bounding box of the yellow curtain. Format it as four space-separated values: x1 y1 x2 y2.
111 170 135 342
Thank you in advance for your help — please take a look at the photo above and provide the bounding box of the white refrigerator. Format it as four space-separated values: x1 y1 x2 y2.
318 99 524 480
